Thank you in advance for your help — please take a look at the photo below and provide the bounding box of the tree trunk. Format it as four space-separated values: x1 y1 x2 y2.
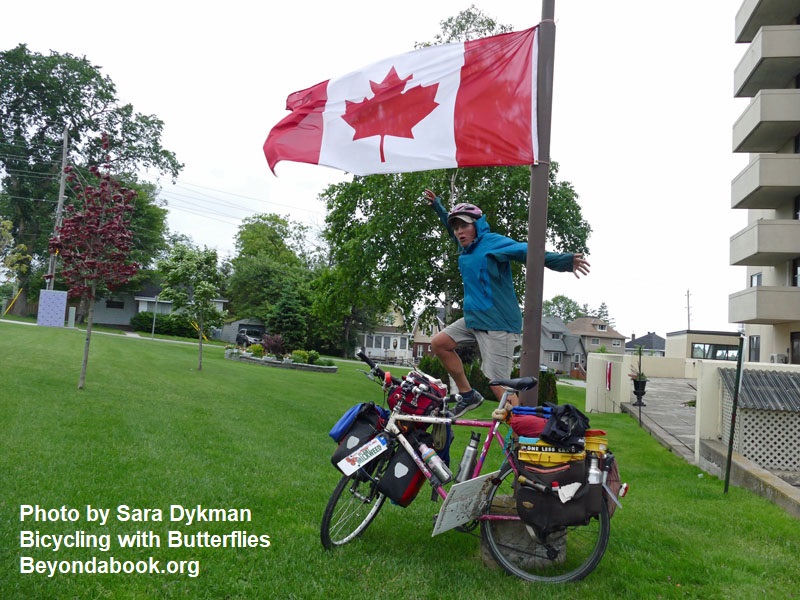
78 282 96 390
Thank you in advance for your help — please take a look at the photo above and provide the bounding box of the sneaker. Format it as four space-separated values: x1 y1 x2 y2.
451 390 484 417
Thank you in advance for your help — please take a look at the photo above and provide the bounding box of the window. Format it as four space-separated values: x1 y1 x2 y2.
551 332 562 340
597 324 607 332
573 353 581 363
612 340 622 347
105 299 124 309
399 338 407 350
383 336 391 350
590 338 600 345
549 352 562 362
691 343 739 361
366 335 374 348
750 272 762 287
794 195 800 220
748 335 760 362
793 258 799 288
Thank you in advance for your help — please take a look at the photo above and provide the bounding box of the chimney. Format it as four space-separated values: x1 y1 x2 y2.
631 333 636 342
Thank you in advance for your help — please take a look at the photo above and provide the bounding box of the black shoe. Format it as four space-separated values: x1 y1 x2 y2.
452 390 484 417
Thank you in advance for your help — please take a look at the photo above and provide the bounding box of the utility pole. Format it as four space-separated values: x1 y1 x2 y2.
686 289 692 330
46 127 69 291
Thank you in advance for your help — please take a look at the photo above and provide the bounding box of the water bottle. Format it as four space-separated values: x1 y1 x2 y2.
418 443 453 483
455 432 480 483
588 455 602 485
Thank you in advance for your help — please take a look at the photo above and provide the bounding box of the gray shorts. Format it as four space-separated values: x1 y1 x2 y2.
441 318 520 382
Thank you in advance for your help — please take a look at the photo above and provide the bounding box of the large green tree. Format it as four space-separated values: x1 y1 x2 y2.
0 44 182 313
227 213 312 322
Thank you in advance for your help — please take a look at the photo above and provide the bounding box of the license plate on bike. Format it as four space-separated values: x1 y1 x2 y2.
337 435 388 476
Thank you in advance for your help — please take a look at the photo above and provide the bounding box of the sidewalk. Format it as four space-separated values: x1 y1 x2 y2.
620 378 697 464
620 377 800 519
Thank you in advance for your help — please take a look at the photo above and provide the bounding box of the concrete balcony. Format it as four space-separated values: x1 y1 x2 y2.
733 89 800 152
734 26 800 98
736 0 800 43
732 154 800 210
730 219 800 266
729 286 800 324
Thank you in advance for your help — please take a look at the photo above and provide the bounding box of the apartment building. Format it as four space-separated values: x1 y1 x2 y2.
728 0 800 364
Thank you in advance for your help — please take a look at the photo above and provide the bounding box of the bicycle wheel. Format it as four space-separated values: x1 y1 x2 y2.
320 463 387 549
480 466 610 583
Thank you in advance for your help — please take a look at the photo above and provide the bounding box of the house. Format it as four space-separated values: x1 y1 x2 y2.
409 307 446 360
625 331 666 357
355 306 414 364
567 317 626 355
541 315 587 376
665 330 741 361
81 287 226 335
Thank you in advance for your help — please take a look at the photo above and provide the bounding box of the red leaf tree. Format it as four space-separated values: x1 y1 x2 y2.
49 136 139 389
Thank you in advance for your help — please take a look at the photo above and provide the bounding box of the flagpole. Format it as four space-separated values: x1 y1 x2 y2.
519 0 556 406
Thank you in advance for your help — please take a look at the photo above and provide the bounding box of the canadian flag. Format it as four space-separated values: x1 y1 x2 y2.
264 27 539 176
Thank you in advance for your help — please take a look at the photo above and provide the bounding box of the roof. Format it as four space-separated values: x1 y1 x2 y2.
626 332 665 351
567 317 626 340
718 368 800 412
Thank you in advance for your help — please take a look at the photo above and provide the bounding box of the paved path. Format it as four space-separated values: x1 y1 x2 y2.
621 378 698 464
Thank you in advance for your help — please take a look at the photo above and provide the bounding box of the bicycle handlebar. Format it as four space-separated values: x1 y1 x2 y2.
357 351 401 386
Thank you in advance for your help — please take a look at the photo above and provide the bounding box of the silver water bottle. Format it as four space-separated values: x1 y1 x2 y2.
455 432 481 483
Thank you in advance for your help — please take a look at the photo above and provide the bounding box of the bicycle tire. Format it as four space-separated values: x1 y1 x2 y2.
320 463 387 549
480 466 610 583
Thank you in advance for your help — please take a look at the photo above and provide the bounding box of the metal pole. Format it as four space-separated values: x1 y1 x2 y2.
520 0 556 406
46 127 69 291
151 295 159 340
723 334 746 493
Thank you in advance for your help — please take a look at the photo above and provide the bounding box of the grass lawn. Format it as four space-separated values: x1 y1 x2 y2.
1 319 799 599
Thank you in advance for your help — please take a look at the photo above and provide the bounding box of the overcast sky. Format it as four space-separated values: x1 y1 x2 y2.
4 0 749 339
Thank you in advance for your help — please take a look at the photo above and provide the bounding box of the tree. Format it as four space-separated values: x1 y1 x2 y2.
49 146 139 389
227 213 316 327
158 244 225 371
1 218 30 286
0 44 182 314
543 294 586 323
266 286 309 352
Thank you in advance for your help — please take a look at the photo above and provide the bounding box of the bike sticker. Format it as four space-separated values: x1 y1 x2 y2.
337 435 389 476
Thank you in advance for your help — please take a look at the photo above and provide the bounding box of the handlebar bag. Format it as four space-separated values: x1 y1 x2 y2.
387 370 447 416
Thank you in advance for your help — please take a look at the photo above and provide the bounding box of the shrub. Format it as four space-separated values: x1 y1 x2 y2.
291 350 309 364
537 370 558 405
417 354 448 383
316 358 336 367
263 334 285 357
249 344 265 358
307 350 320 365
129 311 196 338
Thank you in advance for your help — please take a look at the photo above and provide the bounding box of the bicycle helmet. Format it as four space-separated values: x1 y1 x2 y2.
447 203 483 226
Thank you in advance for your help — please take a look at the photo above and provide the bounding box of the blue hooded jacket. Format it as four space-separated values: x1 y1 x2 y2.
433 198 574 333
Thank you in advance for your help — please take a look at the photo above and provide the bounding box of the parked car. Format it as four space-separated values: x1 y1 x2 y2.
236 328 263 347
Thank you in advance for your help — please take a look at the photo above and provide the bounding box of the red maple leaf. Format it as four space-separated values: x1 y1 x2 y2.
341 67 439 163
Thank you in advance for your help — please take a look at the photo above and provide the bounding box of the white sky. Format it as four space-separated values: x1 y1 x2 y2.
4 0 750 340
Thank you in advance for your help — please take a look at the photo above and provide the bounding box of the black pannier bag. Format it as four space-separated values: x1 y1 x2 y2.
331 403 385 473
539 403 590 451
376 430 431 507
516 458 602 536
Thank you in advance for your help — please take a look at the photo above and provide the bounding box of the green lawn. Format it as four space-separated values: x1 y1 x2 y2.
1 320 798 599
